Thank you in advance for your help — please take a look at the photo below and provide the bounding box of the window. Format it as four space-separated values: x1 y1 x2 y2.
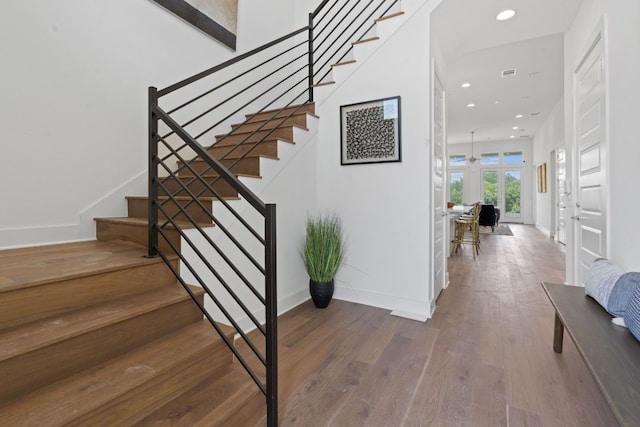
449 155 466 167
481 153 499 165
483 170 498 205
449 172 464 205
504 152 523 164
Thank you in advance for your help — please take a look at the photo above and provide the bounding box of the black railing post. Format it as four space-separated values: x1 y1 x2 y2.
148 86 159 257
308 12 314 102
265 203 278 427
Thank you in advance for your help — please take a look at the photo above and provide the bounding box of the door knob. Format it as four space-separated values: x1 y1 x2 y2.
571 215 581 221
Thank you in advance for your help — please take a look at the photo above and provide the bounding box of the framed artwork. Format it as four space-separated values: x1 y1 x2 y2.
152 0 238 50
538 163 547 193
340 96 401 165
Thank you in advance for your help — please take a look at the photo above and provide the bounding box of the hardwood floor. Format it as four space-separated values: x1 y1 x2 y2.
239 224 617 426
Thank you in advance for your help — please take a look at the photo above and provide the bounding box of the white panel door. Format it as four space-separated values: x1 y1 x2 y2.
557 146 567 244
432 70 447 300
574 34 607 285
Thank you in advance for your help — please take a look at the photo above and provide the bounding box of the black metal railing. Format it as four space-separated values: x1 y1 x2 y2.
148 1 400 425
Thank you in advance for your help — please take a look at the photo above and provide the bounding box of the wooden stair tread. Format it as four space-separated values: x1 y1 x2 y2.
0 285 203 362
0 241 165 292
135 364 262 426
212 135 295 147
332 59 356 67
0 321 234 426
95 216 213 229
126 195 241 202
244 103 315 122
353 36 380 45
375 11 404 22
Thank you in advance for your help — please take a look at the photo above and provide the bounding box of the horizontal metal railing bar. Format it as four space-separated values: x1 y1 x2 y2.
319 1 389 72
155 201 267 334
154 136 266 248
154 211 267 340
311 0 333 18
169 49 307 139
216 101 312 173
313 0 360 55
312 0 374 76
166 39 308 117
154 105 266 214
158 26 309 97
154 184 268 310
155 156 267 275
211 81 309 160
155 224 268 363
312 0 349 46
153 240 267 395
193 62 308 141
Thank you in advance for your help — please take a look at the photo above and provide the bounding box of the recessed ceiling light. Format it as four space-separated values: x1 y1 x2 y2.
515 114 523 118
467 103 475 108
510 135 516 139
496 9 516 21
512 126 519 130
461 82 471 88
495 101 500 104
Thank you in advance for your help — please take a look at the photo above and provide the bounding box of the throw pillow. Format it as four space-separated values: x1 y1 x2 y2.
608 272 640 317
624 285 640 342
584 258 625 312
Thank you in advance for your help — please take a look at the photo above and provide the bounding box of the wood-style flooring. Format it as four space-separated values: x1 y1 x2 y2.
236 224 617 426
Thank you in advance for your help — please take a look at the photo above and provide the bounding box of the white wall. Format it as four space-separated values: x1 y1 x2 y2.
564 0 640 282
447 139 534 224
0 0 295 249
533 96 564 235
315 3 436 318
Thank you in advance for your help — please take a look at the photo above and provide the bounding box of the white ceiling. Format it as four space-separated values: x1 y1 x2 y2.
431 0 583 145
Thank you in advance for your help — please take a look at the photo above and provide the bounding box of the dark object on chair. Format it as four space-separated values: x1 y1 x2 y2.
494 207 500 225
478 204 497 232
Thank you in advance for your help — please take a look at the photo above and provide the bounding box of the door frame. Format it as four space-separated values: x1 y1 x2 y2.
569 22 609 285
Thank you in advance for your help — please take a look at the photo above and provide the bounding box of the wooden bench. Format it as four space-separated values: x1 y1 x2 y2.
541 282 640 427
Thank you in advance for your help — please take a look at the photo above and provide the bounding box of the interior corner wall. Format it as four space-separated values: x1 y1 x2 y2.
315 6 433 318
564 0 640 278
533 96 564 235
0 0 296 249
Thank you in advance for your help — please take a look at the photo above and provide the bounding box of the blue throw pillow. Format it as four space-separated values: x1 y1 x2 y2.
608 272 640 317
624 285 640 342
584 259 625 312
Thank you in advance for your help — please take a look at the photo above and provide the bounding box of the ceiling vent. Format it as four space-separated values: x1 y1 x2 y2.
501 69 517 78
531 112 541 116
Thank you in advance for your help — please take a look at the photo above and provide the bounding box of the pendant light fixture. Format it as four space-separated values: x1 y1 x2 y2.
468 130 478 163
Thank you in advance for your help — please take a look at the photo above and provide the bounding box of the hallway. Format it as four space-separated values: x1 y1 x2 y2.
260 224 618 425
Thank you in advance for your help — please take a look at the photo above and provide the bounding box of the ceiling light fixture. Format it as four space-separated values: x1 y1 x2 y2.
462 82 471 88
496 9 516 21
467 103 475 108
516 114 523 118
510 135 516 139
512 126 519 130
468 131 478 163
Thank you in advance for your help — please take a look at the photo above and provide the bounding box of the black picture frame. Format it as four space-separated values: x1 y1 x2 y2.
340 96 402 165
152 0 237 50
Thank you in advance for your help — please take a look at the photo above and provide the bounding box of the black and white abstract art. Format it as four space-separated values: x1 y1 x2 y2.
340 96 401 165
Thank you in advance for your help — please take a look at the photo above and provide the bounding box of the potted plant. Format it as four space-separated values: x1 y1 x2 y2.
303 213 345 308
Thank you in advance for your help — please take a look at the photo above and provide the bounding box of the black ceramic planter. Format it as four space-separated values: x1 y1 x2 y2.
309 279 334 308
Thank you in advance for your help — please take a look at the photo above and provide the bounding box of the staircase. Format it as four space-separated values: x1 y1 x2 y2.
0 1 427 424
0 105 316 425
